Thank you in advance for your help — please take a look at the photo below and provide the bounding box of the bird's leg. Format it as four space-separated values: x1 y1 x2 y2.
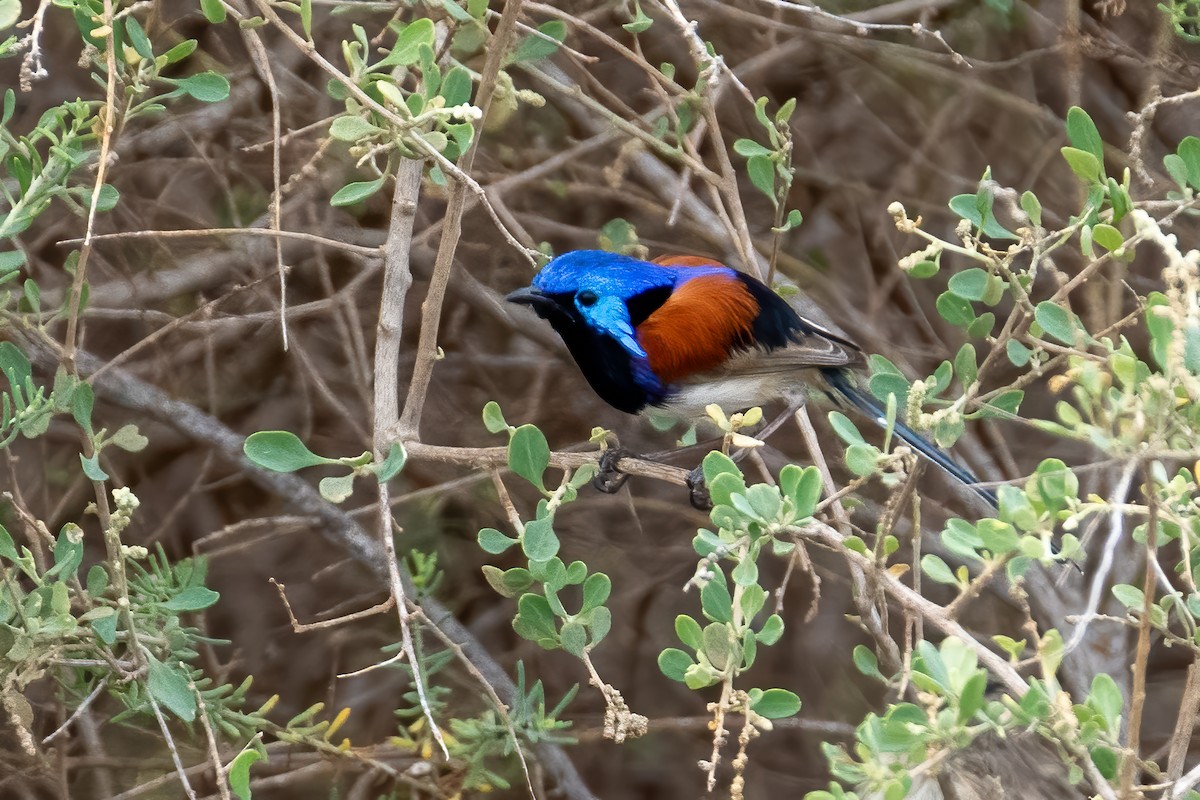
592 448 633 494
685 465 713 510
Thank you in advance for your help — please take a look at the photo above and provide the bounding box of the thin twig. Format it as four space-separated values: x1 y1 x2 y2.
148 694 198 800
395 0 529 439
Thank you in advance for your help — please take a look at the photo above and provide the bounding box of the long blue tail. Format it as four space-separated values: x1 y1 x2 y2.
820 368 998 508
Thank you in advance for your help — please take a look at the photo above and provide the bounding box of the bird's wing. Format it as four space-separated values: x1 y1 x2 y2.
635 272 760 383
704 336 863 377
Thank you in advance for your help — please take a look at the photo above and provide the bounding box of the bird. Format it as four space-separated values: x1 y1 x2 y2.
506 249 996 507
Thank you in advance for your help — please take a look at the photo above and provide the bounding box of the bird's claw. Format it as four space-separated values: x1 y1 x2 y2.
686 466 713 510
593 448 632 494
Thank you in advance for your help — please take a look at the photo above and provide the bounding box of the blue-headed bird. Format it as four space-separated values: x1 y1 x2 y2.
506 250 996 507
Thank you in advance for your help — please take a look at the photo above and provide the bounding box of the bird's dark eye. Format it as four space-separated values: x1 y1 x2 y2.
577 290 599 307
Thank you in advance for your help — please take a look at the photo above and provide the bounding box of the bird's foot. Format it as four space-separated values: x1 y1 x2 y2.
686 465 713 511
593 448 632 494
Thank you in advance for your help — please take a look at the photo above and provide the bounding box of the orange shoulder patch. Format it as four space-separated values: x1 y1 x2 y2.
636 274 758 383
651 254 726 269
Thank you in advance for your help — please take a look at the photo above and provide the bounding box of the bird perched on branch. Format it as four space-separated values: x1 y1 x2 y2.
506 249 995 507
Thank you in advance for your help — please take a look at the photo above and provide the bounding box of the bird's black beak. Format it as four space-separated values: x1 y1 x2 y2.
505 286 555 313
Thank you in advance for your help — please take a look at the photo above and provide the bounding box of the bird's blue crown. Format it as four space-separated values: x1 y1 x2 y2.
531 250 729 297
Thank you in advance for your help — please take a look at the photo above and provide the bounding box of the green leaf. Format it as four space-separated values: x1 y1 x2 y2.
921 554 958 585
521 516 559 561
482 565 526 597
380 17 436 67
228 749 264 800
948 268 989 301
509 424 550 490
0 250 25 271
1066 107 1103 161
1112 583 1144 611
1006 339 1031 367
1060 147 1102 183
243 431 337 472
1088 673 1123 736
675 614 703 649
146 653 197 722
200 0 226 24
581 572 610 612
50 526 83 579
747 155 776 204
622 3 653 33
658 648 694 682
936 291 975 328
757 614 784 646
1034 301 1078 344
731 557 759 587
968 311 995 338
954 343 977 388
440 66 473 107
318 473 355 503
125 18 153 59
329 115 383 142
828 411 865 445
853 645 885 681
80 453 109 482
1178 136 1200 189
161 586 220 612
907 260 939 279
957 671 987 722
744 483 781 521
773 208 803 233
176 71 231 103
977 518 1019 554
702 623 732 670
514 593 557 641
681 663 716 690
734 138 773 158
1020 190 1042 227
71 381 95 435
330 176 385 207
560 621 587 656
509 20 566 64
781 465 821 517
92 613 118 644
845 443 879 477
702 451 744 499
0 0 19 31
0 523 17 561
948 192 1018 240
700 575 733 623
751 688 801 719
109 424 148 452
374 443 406 481
975 389 1023 419
478 527 515 555
482 401 509 433
17 279 36 317
1091 223 1123 252
162 39 198 64
299 0 311 39
587 606 611 645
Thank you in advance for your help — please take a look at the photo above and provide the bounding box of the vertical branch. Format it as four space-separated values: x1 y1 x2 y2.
1120 460 1158 796
62 0 120 370
373 159 423 445
396 0 528 439
370 158 449 756
240 26 288 350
